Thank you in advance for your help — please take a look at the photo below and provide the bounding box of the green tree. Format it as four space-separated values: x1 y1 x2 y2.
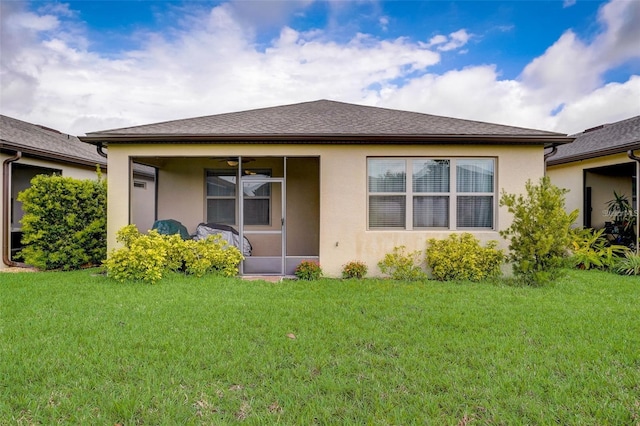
17 171 107 270
499 176 578 285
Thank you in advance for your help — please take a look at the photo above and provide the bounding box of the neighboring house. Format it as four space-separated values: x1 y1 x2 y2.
546 115 640 249
79 100 573 277
1 115 156 269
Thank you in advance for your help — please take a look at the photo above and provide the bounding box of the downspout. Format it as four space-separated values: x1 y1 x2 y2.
3 150 27 267
96 143 108 158
628 149 640 253
543 145 558 176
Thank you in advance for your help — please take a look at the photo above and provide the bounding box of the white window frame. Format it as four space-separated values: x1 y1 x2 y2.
367 157 496 230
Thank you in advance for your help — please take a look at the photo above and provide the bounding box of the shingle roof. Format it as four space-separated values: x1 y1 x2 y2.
548 115 640 166
1 115 106 167
81 100 569 145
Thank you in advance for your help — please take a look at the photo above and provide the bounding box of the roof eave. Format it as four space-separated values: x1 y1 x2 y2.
0 141 106 169
547 142 640 166
79 133 573 147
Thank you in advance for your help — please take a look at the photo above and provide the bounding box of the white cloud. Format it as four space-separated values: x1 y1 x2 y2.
0 0 638 136
437 29 471 52
554 76 640 134
427 30 471 52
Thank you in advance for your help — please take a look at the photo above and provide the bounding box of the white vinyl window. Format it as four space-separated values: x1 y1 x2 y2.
206 170 271 225
368 158 495 230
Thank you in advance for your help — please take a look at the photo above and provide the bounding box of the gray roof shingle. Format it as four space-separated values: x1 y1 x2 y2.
1 115 106 167
82 100 568 145
548 115 640 165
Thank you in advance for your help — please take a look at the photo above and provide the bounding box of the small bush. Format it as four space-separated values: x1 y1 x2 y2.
295 260 323 280
569 228 628 270
342 261 368 279
378 246 426 281
614 251 640 276
17 171 107 270
104 225 243 283
426 233 504 281
499 177 578 285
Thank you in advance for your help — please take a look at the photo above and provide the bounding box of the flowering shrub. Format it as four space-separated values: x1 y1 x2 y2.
426 233 504 281
342 261 368 279
294 260 323 280
104 225 243 283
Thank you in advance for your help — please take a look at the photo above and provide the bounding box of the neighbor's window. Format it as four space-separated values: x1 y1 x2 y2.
368 158 495 230
206 170 271 225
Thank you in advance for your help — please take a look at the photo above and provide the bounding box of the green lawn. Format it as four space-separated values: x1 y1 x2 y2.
1 269 638 424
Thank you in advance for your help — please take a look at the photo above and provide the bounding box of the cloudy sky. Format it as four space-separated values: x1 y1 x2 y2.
1 0 639 136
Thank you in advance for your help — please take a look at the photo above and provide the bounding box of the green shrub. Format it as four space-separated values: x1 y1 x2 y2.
499 177 578 286
342 261 368 279
426 233 504 281
377 246 427 281
104 227 168 284
614 251 640 276
104 225 243 283
294 260 323 280
569 228 628 270
180 236 244 278
17 171 107 270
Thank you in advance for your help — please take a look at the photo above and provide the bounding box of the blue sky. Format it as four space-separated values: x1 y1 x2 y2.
1 0 639 135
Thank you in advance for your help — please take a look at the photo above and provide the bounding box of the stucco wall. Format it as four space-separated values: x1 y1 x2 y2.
105 143 544 277
547 153 636 228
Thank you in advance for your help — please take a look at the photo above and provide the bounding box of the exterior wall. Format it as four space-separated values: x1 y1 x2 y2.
586 172 632 229
131 172 156 232
1 153 104 269
547 153 636 228
286 157 320 256
105 143 544 277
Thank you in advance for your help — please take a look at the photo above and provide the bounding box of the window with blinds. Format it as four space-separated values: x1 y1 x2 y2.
368 158 495 230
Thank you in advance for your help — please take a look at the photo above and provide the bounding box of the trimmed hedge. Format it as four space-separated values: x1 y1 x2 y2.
17 171 107 270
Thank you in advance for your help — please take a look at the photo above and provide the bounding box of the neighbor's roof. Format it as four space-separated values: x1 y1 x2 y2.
80 99 571 146
547 115 640 166
0 114 106 168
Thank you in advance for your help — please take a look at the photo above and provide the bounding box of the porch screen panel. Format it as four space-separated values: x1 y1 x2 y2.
243 181 271 225
368 159 406 228
206 199 235 224
206 171 236 224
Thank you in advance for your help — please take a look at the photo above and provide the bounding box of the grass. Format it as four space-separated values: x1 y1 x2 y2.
1 269 639 424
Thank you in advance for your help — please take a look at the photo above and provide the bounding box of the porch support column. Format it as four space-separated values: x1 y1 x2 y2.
106 149 132 252
629 150 640 253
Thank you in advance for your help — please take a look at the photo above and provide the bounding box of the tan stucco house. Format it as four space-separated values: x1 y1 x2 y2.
547 115 640 250
79 100 573 277
1 115 156 269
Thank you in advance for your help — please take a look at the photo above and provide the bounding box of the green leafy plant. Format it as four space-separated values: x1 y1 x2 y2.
17 170 107 270
104 225 243 283
426 233 504 281
606 191 637 232
377 245 427 281
614 251 640 276
294 260 323 280
569 228 628 270
499 177 579 286
342 261 368 279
